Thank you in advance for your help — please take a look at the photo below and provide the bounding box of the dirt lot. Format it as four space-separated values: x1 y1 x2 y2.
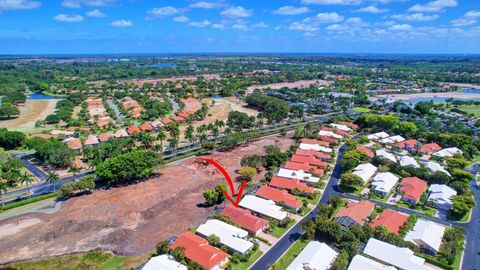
246 80 332 94
0 99 58 133
0 135 294 265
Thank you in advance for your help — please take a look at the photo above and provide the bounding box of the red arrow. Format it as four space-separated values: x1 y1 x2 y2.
203 158 247 207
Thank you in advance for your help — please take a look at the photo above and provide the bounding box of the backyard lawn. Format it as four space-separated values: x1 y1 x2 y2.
270 219 296 238
232 250 263 270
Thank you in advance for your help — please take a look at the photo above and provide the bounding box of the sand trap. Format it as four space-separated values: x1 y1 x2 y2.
0 218 41 239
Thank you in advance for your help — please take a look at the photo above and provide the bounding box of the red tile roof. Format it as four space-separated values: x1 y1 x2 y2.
294 149 331 160
161 118 173 125
171 115 185 122
66 139 82 150
301 138 330 147
335 200 375 226
171 232 228 270
140 123 154 131
370 209 409 234
356 145 375 158
341 121 359 130
256 186 302 209
98 132 114 142
178 111 191 118
220 205 268 234
317 135 339 143
396 139 418 150
269 176 314 194
290 154 328 168
127 125 141 135
399 177 427 203
419 143 442 154
283 161 324 176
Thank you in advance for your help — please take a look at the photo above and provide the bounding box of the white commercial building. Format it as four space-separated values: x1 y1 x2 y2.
424 161 451 176
376 150 397 163
404 219 446 254
371 172 399 195
428 184 457 210
239 195 287 221
352 163 378 183
367 132 390 141
363 238 435 270
318 130 343 139
379 135 406 145
330 123 352 132
143 255 187 270
197 219 253 255
433 147 463 158
277 168 320 184
299 143 333 153
399 156 420 168
286 241 338 270
347 255 395 270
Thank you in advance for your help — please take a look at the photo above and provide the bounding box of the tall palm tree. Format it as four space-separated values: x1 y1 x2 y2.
68 166 80 177
157 130 166 151
46 171 60 193
20 172 33 198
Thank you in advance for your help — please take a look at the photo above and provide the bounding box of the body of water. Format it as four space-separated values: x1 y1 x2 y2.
405 89 480 104
28 93 64 100
134 63 176 69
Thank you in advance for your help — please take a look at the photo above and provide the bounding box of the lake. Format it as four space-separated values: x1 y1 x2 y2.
405 89 480 104
134 63 176 69
28 93 64 100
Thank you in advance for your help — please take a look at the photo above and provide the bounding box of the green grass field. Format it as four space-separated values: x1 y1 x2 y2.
271 239 309 270
7 252 113 270
456 105 480 117
352 107 371 113
270 219 295 238
232 250 263 270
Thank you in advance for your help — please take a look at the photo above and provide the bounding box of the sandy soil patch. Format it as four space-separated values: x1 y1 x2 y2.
0 218 41 239
378 92 480 100
246 80 330 94
442 83 480 89
0 99 58 133
0 135 294 264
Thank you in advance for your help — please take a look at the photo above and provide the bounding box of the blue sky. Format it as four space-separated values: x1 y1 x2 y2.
0 0 479 54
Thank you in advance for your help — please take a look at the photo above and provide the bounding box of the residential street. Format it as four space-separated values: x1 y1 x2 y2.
462 163 480 270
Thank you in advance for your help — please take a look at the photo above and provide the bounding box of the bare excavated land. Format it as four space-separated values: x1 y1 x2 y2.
0 135 294 265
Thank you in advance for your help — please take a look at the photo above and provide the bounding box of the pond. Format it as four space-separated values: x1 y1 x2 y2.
27 93 64 100
404 89 480 104
134 63 176 69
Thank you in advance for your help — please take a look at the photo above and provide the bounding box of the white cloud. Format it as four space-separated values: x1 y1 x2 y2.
211 23 225 29
272 6 309 15
326 23 348 31
189 20 211 27
61 0 117 8
0 0 40 11
111 19 132 27
147 6 179 19
356 5 388 14
251 22 269 28
289 21 319 31
86 9 106 18
232 23 249 30
383 20 395 26
408 0 457 13
450 10 480 27
189 1 223 9
392 13 439 22
220 6 252 18
173 15 189 23
301 0 363 5
53 14 84 23
305 12 344 23
304 32 315 37
389 24 412 31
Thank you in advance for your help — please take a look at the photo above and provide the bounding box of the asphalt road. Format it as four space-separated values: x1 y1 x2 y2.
461 163 480 270
106 99 124 125
249 144 347 270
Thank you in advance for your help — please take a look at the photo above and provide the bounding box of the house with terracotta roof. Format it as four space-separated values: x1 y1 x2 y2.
290 154 328 168
340 121 358 130
283 161 324 176
170 232 229 270
269 176 314 194
220 205 268 235
84 135 99 147
140 123 154 132
99 132 114 142
178 111 191 119
256 186 302 210
171 115 185 122
418 143 442 154
396 139 419 152
334 200 375 227
114 129 129 138
295 149 331 161
127 125 141 135
399 177 427 205
161 118 173 125
370 209 409 234
317 135 339 144
356 145 374 158
66 138 82 151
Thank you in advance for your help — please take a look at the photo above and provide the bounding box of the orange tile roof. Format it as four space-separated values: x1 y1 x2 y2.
171 232 228 270
283 161 324 176
300 138 330 147
419 143 442 154
290 154 328 168
99 132 114 142
317 135 339 143
140 123 153 131
171 115 185 122
256 186 302 209
269 176 314 193
335 200 375 226
397 139 418 150
341 121 359 130
220 205 268 234
127 125 141 135
399 177 427 203
178 111 191 118
161 118 173 125
66 139 82 150
294 149 331 160
370 209 409 234
356 145 375 158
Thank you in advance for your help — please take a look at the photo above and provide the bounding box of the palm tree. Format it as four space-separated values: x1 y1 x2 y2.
168 138 178 151
20 172 33 198
157 130 166 151
46 171 60 193
68 166 80 177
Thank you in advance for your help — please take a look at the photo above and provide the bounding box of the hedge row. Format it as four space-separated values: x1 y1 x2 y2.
0 192 57 211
